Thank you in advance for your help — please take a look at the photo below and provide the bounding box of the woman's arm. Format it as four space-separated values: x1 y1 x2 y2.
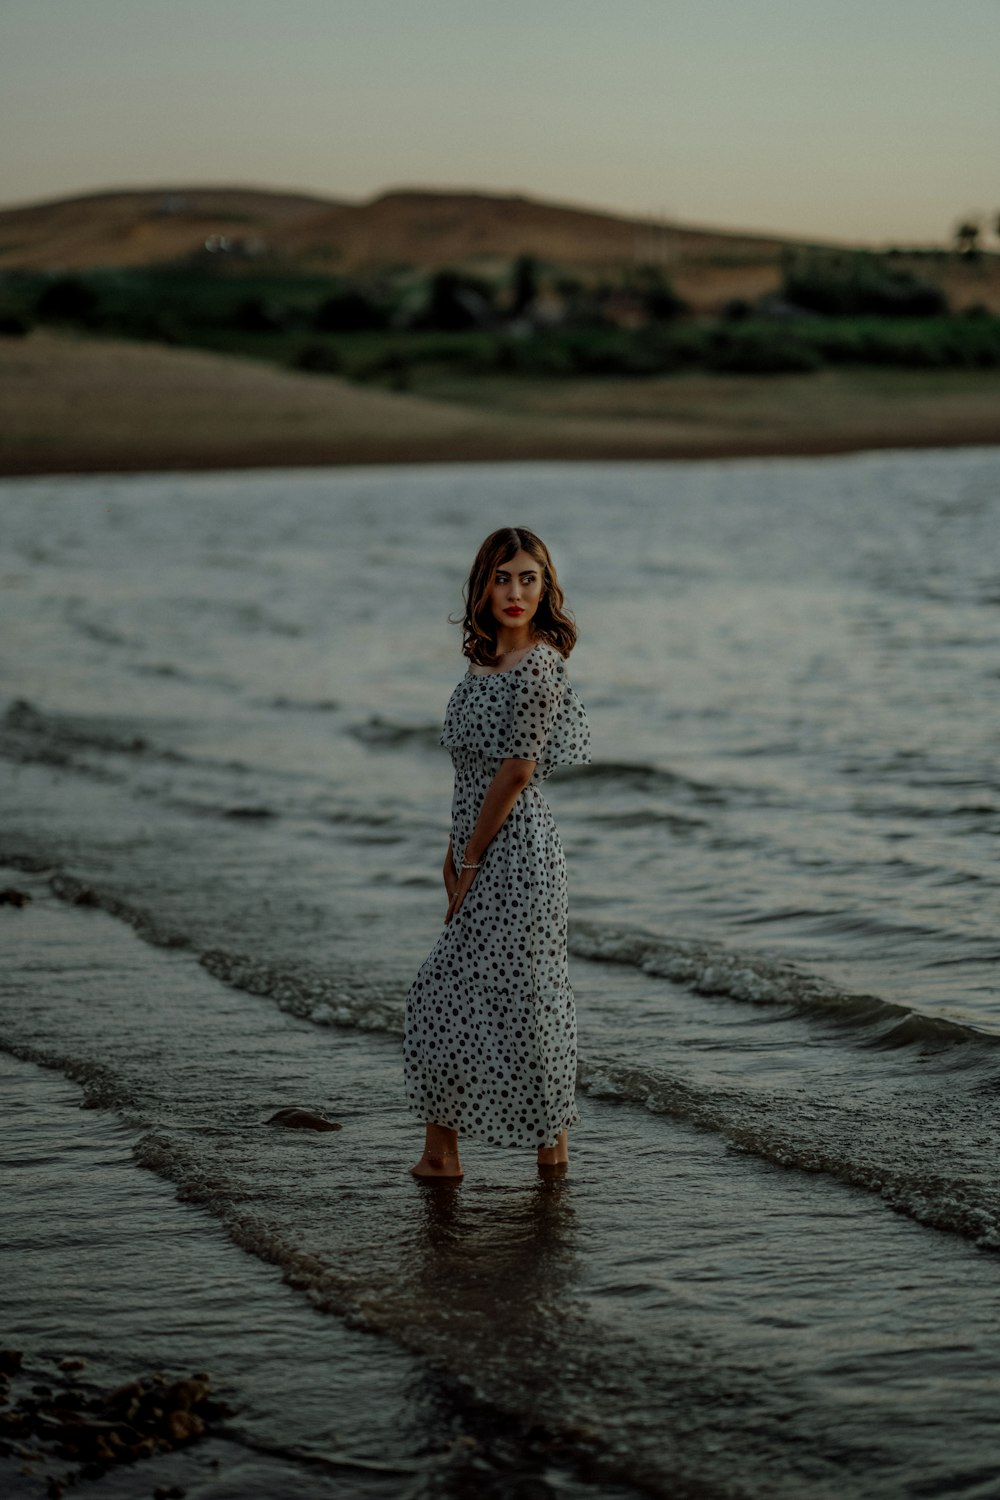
443 835 458 901
445 757 535 924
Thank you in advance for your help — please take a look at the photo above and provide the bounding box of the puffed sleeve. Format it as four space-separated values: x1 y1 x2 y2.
500 649 591 777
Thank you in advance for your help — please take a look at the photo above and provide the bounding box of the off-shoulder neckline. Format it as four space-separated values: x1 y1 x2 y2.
465 641 557 679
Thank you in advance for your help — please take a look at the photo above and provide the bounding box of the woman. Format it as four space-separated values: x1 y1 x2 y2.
404 527 591 1180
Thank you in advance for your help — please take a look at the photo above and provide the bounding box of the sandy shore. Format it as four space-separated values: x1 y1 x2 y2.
2 330 999 475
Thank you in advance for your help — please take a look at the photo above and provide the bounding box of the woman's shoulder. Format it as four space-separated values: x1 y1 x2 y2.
513 640 568 677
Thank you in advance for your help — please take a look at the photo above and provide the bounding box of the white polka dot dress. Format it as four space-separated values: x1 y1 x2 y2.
404 642 592 1148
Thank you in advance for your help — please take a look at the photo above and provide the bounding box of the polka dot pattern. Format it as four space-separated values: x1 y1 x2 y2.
404 643 592 1148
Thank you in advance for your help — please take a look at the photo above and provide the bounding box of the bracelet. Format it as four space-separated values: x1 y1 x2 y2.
461 861 482 870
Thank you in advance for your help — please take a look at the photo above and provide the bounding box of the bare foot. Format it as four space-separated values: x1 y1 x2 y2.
537 1129 569 1174
410 1150 464 1181
411 1124 463 1180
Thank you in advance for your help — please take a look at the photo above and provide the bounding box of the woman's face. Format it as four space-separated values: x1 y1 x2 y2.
489 548 545 633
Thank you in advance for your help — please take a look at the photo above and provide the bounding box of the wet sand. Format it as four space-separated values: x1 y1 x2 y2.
2 330 1000 475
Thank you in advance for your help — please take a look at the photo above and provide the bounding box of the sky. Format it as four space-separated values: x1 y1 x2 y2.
1 0 998 243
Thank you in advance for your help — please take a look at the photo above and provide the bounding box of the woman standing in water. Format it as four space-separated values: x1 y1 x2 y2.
404 527 591 1180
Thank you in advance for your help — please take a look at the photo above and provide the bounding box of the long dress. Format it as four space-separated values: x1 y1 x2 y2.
403 640 591 1148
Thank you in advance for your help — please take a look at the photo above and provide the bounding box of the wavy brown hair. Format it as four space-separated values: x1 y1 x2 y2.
458 527 578 667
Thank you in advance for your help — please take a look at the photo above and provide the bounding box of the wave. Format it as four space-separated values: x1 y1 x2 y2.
338 731 732 812
64 601 138 649
347 717 444 750
582 808 708 832
262 695 339 713
33 857 1000 1062
198 947 402 1033
15 855 1000 1065
0 1035 377 1329
0 697 253 778
555 760 727 803
12 859 1000 1257
228 602 304 639
569 919 1000 1053
0 705 412 834
132 660 241 693
0 1039 768 1498
2 697 152 762
577 1056 1000 1251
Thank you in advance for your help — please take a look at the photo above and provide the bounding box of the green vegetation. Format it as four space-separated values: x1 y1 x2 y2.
2 254 999 388
781 250 949 317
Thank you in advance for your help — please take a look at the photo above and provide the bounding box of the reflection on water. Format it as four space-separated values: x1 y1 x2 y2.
411 1178 578 1337
385 1175 582 1410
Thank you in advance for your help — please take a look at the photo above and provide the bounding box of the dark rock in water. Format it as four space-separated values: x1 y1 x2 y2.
266 1106 342 1132
0 887 31 907
0 1349 23 1373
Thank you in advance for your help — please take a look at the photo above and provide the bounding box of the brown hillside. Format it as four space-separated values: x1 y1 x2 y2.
0 183 795 277
278 188 793 272
0 187 334 271
3 184 994 312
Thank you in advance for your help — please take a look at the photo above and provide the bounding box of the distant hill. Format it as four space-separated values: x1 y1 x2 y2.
0 183 799 276
276 187 797 272
0 187 334 272
3 184 992 314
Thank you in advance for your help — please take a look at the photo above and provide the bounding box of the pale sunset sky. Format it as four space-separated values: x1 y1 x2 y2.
1 0 997 243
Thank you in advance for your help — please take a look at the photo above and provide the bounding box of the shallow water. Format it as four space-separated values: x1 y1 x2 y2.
2 452 1000 1497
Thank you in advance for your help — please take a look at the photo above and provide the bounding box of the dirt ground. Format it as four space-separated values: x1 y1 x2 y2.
2 331 999 476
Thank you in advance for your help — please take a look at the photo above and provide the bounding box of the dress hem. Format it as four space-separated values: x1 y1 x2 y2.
407 1101 580 1151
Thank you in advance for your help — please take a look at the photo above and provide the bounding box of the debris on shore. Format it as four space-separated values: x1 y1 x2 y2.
0 1348 233 1492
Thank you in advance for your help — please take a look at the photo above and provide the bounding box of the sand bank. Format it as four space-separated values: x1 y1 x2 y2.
2 330 999 476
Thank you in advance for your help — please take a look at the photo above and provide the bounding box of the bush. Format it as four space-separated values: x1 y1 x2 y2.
352 350 413 389
0 311 32 337
417 270 495 331
35 275 100 325
633 266 686 322
292 342 344 375
489 337 576 376
706 325 822 374
722 298 753 322
783 252 948 318
511 254 539 315
807 316 1000 369
313 288 388 333
234 296 285 333
567 334 667 376
129 311 182 344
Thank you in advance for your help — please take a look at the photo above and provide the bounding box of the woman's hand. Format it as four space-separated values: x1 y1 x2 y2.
445 863 478 924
